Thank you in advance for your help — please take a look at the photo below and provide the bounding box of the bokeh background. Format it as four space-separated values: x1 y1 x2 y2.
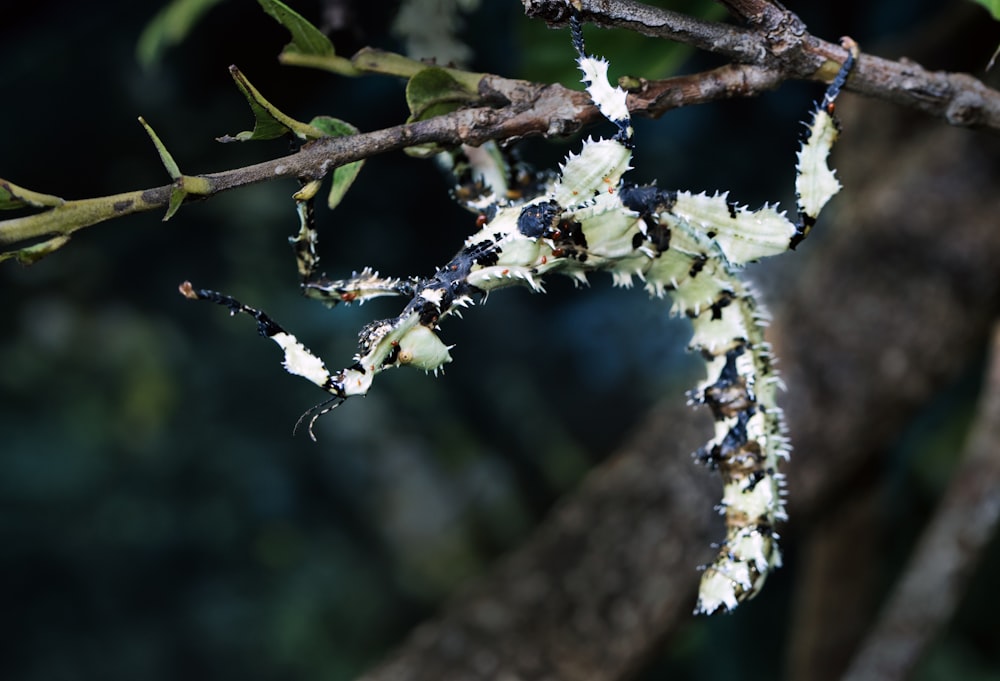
2 1 999 680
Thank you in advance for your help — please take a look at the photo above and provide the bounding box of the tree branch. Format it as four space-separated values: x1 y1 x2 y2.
714 0 803 30
528 0 762 59
0 83 590 261
4 0 1000 264
527 0 1000 128
837 323 1000 681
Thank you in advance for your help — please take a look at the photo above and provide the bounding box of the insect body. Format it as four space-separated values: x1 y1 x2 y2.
182 14 857 614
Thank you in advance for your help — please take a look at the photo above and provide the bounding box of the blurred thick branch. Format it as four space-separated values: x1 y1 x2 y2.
838 325 1000 681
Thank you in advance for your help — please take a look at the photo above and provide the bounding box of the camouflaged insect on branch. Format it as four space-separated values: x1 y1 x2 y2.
183 8 858 614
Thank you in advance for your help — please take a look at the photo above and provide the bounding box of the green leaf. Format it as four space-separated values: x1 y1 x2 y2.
404 67 481 157
405 67 480 122
970 0 1000 20
136 0 227 68
164 187 186 221
292 179 323 202
0 179 64 210
308 116 366 209
257 0 334 57
258 0 359 75
218 66 323 142
138 116 182 179
0 235 71 265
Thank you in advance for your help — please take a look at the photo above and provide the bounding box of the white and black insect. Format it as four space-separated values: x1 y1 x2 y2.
181 14 857 615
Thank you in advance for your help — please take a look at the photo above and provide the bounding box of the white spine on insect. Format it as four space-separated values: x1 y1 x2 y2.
185 16 855 614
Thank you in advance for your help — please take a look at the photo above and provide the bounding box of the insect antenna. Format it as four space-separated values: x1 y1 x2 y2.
294 396 346 442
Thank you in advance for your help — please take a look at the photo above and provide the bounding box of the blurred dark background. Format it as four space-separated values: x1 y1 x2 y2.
2 1 999 680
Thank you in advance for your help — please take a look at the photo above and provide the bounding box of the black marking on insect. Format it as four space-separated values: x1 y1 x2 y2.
517 200 562 238
619 183 677 216
463 239 502 268
688 254 708 278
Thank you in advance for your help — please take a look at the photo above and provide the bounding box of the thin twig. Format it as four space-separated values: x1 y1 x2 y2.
839 323 1000 681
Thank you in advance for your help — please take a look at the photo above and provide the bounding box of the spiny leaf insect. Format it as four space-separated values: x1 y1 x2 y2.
182 9 858 614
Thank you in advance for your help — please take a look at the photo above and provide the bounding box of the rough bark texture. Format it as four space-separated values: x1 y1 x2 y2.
359 64 1000 681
